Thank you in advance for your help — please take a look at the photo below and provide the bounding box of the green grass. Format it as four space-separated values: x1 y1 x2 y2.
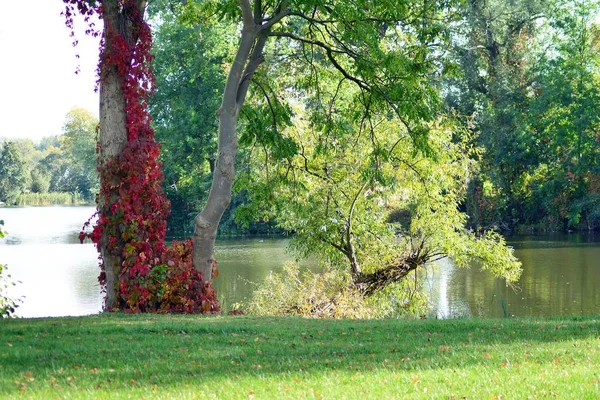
1 314 599 399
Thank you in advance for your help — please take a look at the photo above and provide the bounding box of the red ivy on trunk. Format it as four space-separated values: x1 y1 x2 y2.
65 0 219 314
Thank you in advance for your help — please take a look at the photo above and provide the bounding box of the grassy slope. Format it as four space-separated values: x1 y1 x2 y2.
0 314 599 399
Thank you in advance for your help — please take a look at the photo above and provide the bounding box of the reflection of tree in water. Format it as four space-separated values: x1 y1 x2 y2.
213 239 316 310
70 248 103 313
443 244 600 318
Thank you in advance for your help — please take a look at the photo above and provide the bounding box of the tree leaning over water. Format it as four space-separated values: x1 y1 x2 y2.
63 0 522 313
164 0 522 301
185 0 463 281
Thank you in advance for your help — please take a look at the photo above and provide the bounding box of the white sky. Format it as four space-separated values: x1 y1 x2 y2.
0 0 100 142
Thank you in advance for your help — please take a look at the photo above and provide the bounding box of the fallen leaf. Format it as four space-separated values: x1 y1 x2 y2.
483 353 492 359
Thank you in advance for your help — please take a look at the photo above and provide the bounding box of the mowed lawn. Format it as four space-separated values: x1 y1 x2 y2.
0 314 599 399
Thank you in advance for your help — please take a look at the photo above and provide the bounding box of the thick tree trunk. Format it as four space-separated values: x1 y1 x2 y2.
97 0 146 309
98 1 128 309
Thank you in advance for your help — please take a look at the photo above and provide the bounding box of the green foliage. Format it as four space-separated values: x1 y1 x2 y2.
449 0 600 231
521 1 600 229
0 220 22 318
246 262 373 319
148 3 231 235
0 109 98 206
0 263 21 318
59 107 98 200
239 95 521 301
246 262 432 319
0 141 28 204
29 169 50 194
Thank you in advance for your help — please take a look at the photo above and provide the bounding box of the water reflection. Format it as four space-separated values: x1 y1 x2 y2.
1 206 599 318
1 206 101 318
213 238 318 309
1 206 96 245
426 233 600 318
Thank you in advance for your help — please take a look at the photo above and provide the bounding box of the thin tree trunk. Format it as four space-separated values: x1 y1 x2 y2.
193 0 287 280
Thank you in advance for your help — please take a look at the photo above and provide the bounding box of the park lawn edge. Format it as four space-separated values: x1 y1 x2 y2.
1 313 599 399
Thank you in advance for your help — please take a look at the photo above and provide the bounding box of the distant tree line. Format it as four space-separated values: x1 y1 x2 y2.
0 107 98 205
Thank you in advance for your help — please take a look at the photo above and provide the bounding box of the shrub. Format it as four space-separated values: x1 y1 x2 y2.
245 261 433 319
246 262 371 319
0 220 22 318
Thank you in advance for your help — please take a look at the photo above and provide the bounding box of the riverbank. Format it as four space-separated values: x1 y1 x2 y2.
1 314 598 399
0 192 93 207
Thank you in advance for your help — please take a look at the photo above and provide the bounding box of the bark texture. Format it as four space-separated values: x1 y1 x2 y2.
193 0 287 280
97 0 146 309
99 1 128 309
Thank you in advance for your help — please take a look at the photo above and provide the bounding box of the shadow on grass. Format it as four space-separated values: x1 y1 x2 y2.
1 314 599 394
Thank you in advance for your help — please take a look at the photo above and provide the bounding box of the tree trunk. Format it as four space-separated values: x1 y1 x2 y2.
193 0 283 280
97 0 146 309
98 1 128 309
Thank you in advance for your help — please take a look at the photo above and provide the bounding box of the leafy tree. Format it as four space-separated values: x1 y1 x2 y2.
0 142 28 204
60 107 99 200
239 71 521 312
523 0 600 229
30 169 51 194
445 0 551 228
179 0 467 280
148 2 228 236
447 0 600 231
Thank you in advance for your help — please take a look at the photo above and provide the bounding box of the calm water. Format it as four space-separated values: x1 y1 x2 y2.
1 206 599 318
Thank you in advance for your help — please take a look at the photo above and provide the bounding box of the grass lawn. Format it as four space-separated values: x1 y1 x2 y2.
0 314 599 399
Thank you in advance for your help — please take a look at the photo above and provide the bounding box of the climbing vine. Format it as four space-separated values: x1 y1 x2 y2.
64 0 218 313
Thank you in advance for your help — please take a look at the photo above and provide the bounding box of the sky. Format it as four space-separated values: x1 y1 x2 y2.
0 0 100 142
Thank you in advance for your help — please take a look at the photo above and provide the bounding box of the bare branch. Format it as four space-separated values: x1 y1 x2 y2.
269 31 345 53
260 3 290 31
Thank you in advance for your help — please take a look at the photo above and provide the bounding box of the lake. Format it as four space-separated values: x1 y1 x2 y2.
1 206 599 318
